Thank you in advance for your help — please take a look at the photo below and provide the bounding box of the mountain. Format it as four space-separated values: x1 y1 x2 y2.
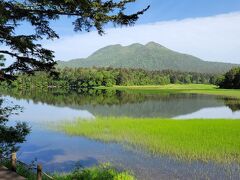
58 42 238 74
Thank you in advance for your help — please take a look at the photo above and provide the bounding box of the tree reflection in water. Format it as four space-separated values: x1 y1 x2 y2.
0 97 30 157
223 98 240 112
1 88 240 117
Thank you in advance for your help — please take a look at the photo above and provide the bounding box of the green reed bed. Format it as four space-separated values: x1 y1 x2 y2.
183 88 240 99
114 84 216 90
56 117 240 164
100 84 240 99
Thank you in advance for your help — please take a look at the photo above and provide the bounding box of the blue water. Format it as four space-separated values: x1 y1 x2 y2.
3 92 240 180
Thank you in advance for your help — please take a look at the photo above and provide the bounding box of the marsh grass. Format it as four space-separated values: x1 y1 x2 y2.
98 84 240 99
56 117 240 164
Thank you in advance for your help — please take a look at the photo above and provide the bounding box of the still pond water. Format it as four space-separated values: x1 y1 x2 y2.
3 89 240 179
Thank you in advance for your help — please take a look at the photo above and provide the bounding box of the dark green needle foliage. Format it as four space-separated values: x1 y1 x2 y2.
0 0 149 80
218 67 240 89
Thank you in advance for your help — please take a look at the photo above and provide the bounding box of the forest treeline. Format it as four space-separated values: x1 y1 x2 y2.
0 68 219 89
218 67 240 89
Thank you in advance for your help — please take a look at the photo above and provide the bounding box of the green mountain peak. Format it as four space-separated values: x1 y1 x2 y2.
58 42 238 74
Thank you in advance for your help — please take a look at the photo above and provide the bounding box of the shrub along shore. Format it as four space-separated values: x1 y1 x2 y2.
1 160 134 180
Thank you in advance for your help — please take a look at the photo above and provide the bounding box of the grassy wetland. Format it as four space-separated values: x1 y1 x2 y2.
2 83 240 179
55 117 240 164
53 84 240 167
99 84 240 99
2 1 240 178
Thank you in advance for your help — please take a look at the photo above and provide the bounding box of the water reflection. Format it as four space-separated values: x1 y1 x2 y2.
1 88 240 119
16 126 240 180
175 107 240 119
1 89 240 179
0 97 30 157
224 98 240 112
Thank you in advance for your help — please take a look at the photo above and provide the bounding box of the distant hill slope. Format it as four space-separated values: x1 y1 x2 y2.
58 42 238 74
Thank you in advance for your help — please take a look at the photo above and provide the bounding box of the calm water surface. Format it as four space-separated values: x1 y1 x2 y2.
2 89 240 179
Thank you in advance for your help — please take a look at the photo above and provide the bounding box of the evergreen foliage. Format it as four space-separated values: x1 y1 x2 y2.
2 68 218 89
0 0 149 80
218 67 240 89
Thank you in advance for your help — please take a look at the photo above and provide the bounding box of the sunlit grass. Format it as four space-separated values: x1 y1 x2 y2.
114 84 216 90
98 84 240 99
55 117 240 164
183 88 240 99
97 84 216 91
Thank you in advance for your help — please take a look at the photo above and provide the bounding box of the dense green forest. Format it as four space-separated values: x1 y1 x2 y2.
1 67 218 89
58 42 237 74
218 67 240 89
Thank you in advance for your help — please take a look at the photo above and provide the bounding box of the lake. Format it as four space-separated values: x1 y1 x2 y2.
2 89 240 179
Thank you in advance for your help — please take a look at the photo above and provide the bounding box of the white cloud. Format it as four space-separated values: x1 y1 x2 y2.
45 12 240 63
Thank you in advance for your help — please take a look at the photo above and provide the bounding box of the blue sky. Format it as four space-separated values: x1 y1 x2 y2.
6 1 240 63
126 0 240 22
50 0 240 36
